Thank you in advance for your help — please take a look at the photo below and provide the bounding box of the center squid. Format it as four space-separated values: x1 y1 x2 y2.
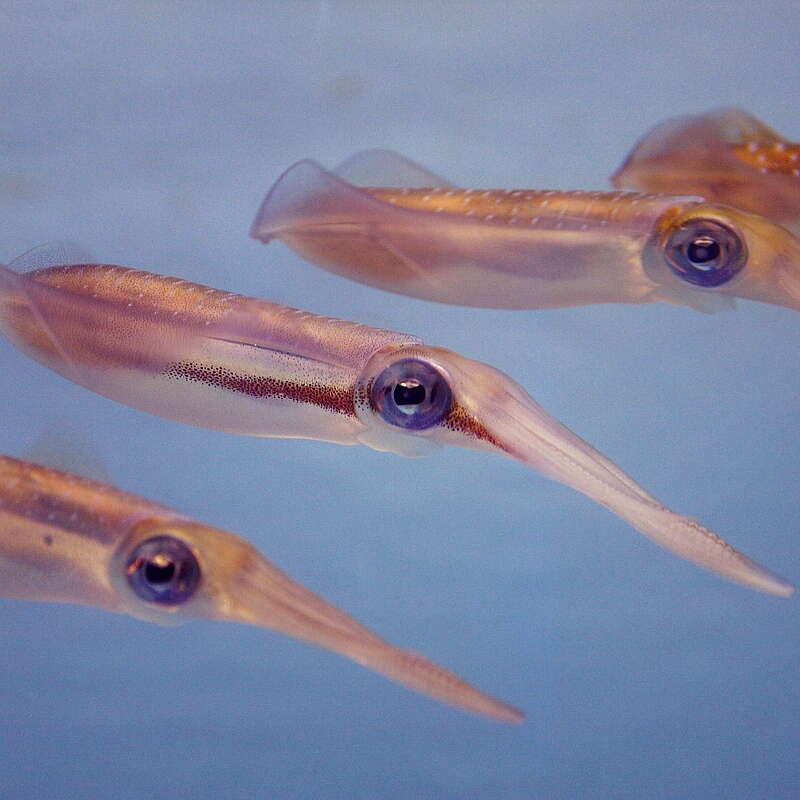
0 246 792 597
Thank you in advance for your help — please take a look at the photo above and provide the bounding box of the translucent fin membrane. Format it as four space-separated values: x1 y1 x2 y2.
612 108 800 228
334 148 455 188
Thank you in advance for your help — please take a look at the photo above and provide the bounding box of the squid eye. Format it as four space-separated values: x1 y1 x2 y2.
125 536 200 605
370 358 453 430
664 218 746 287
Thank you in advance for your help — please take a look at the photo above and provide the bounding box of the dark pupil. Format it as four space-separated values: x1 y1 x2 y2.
687 236 720 266
393 380 426 406
663 217 746 288
126 535 200 605
144 558 175 585
370 357 453 430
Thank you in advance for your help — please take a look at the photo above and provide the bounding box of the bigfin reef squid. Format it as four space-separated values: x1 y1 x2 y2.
0 453 522 722
0 245 792 598
249 148 800 313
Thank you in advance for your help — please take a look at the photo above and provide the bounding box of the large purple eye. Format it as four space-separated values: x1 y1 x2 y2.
370 358 453 430
664 218 746 287
126 536 200 605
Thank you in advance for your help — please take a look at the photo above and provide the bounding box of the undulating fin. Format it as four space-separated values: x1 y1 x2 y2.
612 108 800 230
707 107 783 145
334 148 455 188
1 242 99 376
0 261 84 384
652 285 737 314
612 108 778 173
249 159 450 294
250 158 387 243
22 420 112 484
7 241 95 273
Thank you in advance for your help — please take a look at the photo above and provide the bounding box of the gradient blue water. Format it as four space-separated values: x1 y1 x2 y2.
1 3 799 798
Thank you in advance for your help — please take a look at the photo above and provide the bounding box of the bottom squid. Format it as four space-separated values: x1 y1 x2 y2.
0 454 522 722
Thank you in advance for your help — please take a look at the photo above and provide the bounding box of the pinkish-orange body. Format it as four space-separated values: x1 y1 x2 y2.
251 150 800 313
0 453 522 721
732 141 800 176
0 249 793 597
612 108 800 232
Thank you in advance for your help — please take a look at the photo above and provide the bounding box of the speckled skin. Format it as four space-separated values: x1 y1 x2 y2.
0 262 417 443
370 187 671 230
0 258 793 596
0 454 523 722
251 152 800 312
732 141 800 176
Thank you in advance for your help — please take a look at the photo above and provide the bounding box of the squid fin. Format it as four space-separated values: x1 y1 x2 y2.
334 148 455 188
7 242 95 273
699 107 783 146
22 420 112 485
651 284 737 314
0 260 84 384
250 159 386 242
612 108 781 185
251 151 454 244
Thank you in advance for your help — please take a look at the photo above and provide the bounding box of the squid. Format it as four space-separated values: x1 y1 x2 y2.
0 453 521 721
249 149 800 313
0 246 793 597
612 108 800 233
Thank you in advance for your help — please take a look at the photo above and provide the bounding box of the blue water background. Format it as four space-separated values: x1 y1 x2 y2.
1 2 799 797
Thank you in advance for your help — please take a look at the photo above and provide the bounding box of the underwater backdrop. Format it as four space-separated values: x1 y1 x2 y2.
1 2 798 797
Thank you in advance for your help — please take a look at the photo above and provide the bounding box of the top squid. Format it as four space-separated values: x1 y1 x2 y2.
250 147 800 313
